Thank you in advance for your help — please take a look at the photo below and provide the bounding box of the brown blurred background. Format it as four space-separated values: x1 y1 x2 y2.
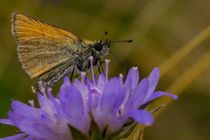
0 0 210 139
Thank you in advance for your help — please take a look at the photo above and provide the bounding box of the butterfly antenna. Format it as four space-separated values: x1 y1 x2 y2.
110 50 130 72
100 31 108 42
110 39 133 43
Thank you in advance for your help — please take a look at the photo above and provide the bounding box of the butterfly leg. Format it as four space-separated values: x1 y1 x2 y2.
70 64 75 81
98 59 105 74
31 83 40 93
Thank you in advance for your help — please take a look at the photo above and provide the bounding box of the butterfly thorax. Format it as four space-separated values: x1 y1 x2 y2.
76 40 110 72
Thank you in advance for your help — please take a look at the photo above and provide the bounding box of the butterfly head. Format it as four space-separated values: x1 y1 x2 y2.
93 31 132 58
93 40 111 57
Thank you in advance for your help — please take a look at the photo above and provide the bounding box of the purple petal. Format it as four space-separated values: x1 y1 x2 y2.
127 110 154 126
144 91 178 104
60 76 71 94
73 79 90 113
37 93 56 115
94 78 126 131
22 136 37 140
0 134 26 140
97 73 106 90
144 67 160 101
62 76 71 88
8 110 67 140
0 119 13 125
48 92 69 120
7 111 44 138
86 77 93 88
100 77 126 114
11 101 41 118
58 86 84 118
124 78 149 112
124 67 139 91
58 85 89 134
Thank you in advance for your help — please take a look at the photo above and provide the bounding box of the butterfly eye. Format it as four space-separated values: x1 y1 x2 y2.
94 42 103 51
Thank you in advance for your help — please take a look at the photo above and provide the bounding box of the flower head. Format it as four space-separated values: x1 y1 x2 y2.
0 57 177 140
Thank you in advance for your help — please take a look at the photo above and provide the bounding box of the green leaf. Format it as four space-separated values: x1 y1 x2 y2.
140 97 158 110
104 121 137 140
150 104 165 114
89 113 103 140
68 124 88 140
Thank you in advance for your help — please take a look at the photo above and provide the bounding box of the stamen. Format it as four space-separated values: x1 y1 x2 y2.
117 104 125 117
132 67 138 90
89 56 96 86
81 72 86 83
105 59 110 82
119 73 123 85
28 100 34 107
47 88 52 95
39 81 46 96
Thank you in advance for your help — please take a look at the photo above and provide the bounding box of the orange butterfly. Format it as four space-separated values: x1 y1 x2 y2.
11 12 132 92
11 12 113 91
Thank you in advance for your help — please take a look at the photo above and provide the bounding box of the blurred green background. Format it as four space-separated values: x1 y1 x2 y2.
0 0 210 139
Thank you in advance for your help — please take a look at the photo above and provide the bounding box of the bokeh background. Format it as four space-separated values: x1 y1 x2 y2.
0 0 210 139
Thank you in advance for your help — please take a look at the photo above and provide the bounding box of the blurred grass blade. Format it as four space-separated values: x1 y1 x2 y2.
166 49 210 94
121 125 144 140
159 26 210 78
151 50 210 117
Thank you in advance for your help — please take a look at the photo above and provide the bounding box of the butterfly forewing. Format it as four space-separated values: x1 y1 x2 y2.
12 12 80 44
11 12 84 78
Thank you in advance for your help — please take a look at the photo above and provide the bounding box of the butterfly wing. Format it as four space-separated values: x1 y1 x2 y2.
12 12 81 45
18 39 79 78
37 57 77 88
11 12 84 79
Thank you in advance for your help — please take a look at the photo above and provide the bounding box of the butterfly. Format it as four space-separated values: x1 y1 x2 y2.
11 12 132 92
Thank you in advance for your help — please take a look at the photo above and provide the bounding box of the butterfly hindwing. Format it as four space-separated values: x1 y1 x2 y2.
38 57 77 87
18 39 79 78
31 58 77 91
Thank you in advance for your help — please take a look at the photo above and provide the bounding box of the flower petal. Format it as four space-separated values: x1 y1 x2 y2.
48 92 69 120
8 111 44 138
58 85 89 134
11 101 41 119
100 77 126 113
144 91 178 104
22 135 37 140
124 67 139 91
9 112 69 140
0 119 13 125
124 78 149 112
127 110 154 126
144 67 160 101
9 104 64 139
94 77 126 131
37 93 56 117
73 79 90 112
97 73 106 90
0 134 26 140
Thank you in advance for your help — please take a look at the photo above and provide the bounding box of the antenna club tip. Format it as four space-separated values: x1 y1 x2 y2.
128 39 133 43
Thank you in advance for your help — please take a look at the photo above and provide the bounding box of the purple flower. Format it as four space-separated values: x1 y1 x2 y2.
0 57 177 140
